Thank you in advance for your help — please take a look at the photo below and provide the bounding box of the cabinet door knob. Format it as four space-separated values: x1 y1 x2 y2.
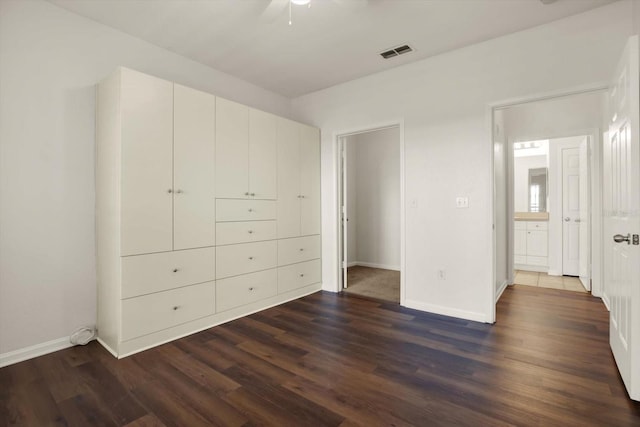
249 287 254 291
250 193 255 197
300 273 305 277
299 248 304 252
248 256 254 260
564 217 570 222
248 208 253 212
175 189 183 194
248 230 254 234
245 192 249 196
173 306 179 311
300 195 305 199
173 268 179 273
167 189 173 194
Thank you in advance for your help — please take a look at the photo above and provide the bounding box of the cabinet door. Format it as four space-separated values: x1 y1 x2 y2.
300 124 321 236
249 108 277 199
514 229 527 256
120 69 173 256
277 118 301 238
216 98 248 198
174 84 216 250
527 230 548 257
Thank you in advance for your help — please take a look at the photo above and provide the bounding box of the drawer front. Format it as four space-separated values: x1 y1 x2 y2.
278 235 321 266
121 281 215 341
278 259 321 294
527 221 548 231
526 256 548 267
216 221 277 246
514 255 527 264
122 247 215 299
216 240 277 279
216 199 276 222
216 269 277 312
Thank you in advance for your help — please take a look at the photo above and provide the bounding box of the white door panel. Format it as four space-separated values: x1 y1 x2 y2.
173 84 216 250
277 118 301 238
606 36 640 401
120 69 173 256
579 139 590 288
249 108 277 199
562 147 580 275
216 98 249 199
300 125 321 236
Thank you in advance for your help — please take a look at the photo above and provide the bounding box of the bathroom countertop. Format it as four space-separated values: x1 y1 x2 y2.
514 212 549 221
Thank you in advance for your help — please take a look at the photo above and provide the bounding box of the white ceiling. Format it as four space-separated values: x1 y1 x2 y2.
50 0 617 98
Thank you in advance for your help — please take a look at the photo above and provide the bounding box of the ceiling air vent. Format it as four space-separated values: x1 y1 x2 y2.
380 44 413 59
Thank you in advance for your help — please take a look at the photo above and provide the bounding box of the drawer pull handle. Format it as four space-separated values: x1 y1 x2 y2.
300 273 305 277
173 306 179 311
175 189 183 194
250 193 255 196
167 189 173 194
245 192 249 196
248 230 254 234
249 287 254 291
248 256 254 260
173 268 179 273
248 208 253 212
299 248 304 252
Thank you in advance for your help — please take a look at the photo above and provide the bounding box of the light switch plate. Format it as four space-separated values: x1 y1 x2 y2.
456 197 469 208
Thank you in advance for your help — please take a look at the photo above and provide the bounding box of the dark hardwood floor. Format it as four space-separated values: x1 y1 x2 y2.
2 285 640 426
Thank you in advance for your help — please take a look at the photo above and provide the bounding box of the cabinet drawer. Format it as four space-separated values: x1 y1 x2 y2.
122 247 215 299
216 269 277 312
527 221 548 231
278 259 321 294
278 235 321 266
216 240 277 279
216 221 276 246
216 199 276 222
526 256 548 267
121 281 215 341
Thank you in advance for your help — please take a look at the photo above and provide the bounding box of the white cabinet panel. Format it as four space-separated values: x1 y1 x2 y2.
277 118 301 238
527 221 548 231
278 235 321 266
216 269 277 312
174 84 216 250
216 221 276 246
514 229 527 256
526 256 548 266
527 230 548 257
278 259 321 294
121 247 215 299
300 124 321 236
121 281 215 341
216 199 276 222
249 109 277 200
216 240 277 279
216 98 248 199
120 69 173 256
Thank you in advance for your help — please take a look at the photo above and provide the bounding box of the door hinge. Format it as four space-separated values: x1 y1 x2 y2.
633 234 639 245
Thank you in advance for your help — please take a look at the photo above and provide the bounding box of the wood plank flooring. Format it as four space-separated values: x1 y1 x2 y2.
2 285 640 426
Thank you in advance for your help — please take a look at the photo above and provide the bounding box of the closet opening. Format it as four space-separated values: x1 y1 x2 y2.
337 125 403 304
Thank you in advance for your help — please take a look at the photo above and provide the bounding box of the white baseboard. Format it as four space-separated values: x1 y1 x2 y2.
0 336 74 368
403 299 489 323
496 280 508 302
350 261 400 271
547 269 562 276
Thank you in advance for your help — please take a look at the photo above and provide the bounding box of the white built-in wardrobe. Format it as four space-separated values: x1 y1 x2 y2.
96 68 321 358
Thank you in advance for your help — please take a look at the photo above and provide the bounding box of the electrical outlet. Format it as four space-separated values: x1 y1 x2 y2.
456 197 469 208
438 270 446 280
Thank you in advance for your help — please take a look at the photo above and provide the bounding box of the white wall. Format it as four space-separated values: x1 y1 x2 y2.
0 0 292 356
345 128 400 270
513 155 548 212
292 1 631 322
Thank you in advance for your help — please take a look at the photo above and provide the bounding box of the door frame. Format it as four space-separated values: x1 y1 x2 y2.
488 83 608 323
334 120 406 305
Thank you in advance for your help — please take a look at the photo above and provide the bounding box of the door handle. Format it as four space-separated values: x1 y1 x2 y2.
564 217 570 222
574 219 581 223
613 233 631 244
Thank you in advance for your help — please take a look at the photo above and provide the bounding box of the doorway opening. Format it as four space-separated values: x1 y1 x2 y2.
492 89 606 313
337 125 402 303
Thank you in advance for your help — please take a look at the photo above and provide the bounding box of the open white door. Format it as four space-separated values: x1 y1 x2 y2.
340 140 349 289
579 138 590 289
562 147 580 276
605 36 640 401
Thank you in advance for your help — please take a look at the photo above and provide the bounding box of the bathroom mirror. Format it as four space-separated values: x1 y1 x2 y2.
528 167 547 212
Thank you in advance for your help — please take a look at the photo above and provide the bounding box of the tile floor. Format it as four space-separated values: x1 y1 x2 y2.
513 270 588 293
